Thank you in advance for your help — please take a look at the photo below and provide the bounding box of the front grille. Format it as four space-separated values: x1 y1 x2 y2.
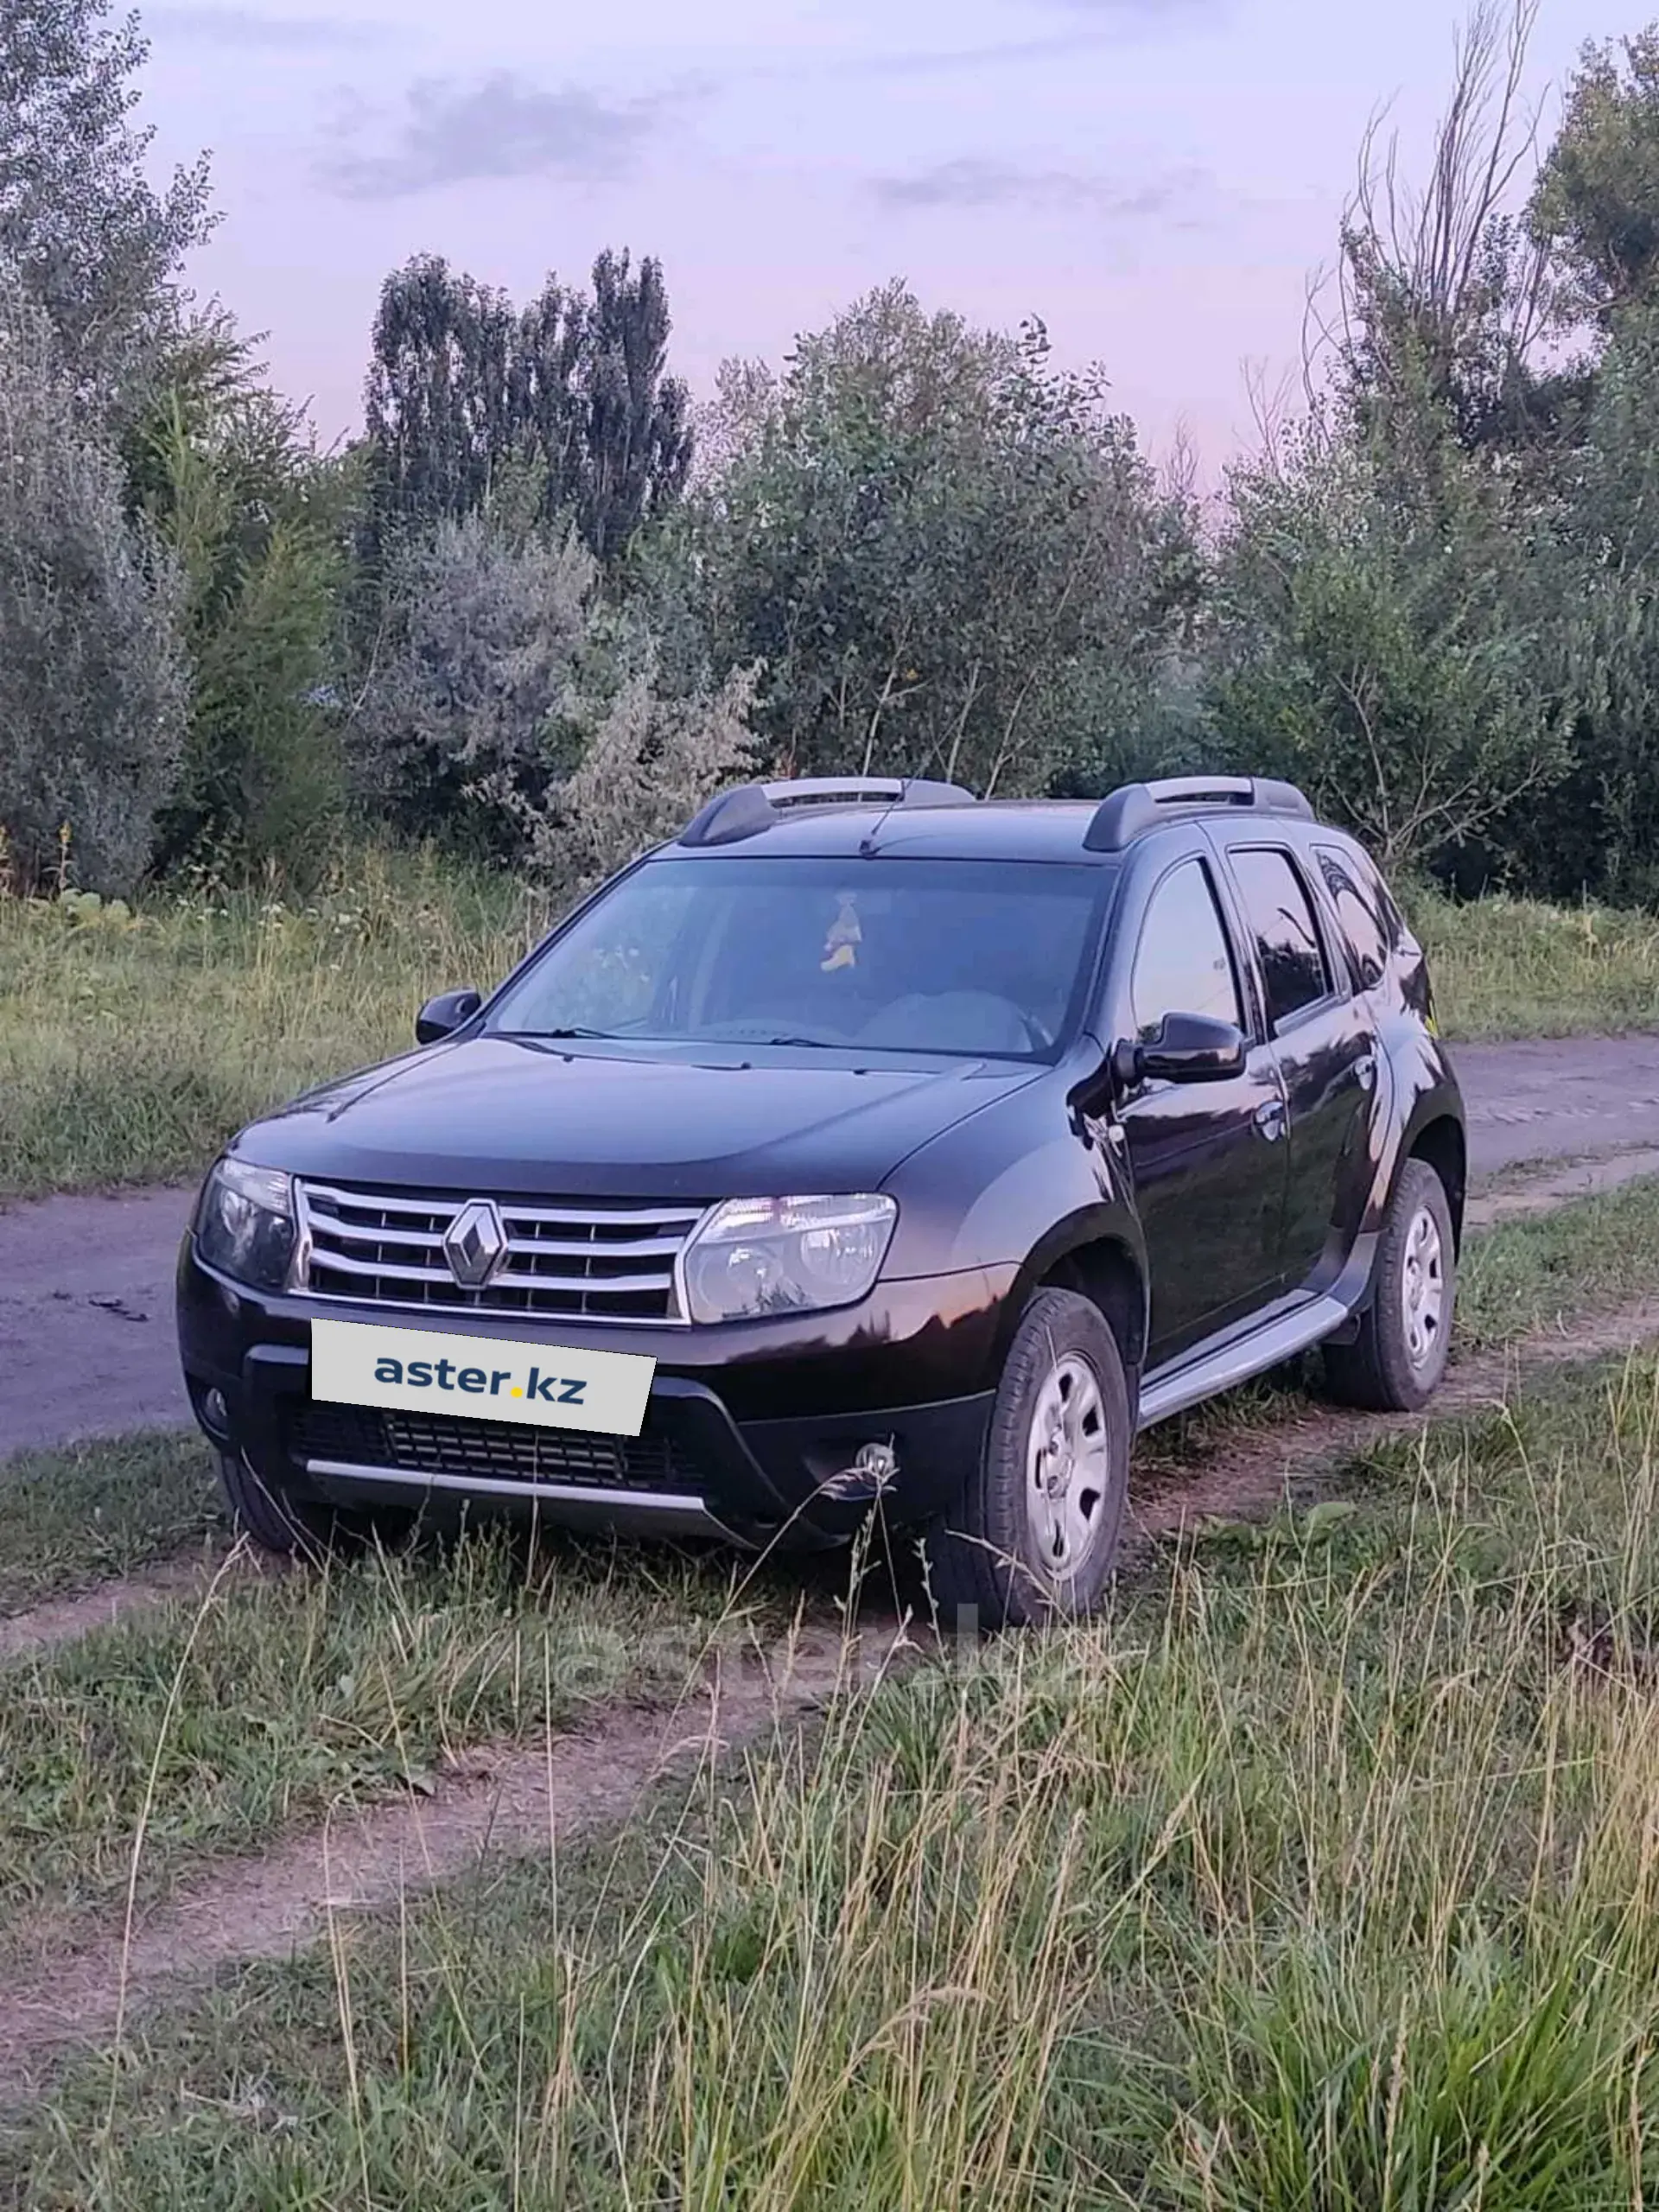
295 1179 702 1324
292 1401 709 1493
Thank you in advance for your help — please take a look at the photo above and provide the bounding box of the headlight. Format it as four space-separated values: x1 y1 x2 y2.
680 1194 897 1324
194 1158 296 1291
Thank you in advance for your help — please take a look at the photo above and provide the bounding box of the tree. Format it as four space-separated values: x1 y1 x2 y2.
0 283 188 894
1522 294 1659 902
1529 29 1659 327
667 283 1198 799
1315 0 1586 464
363 256 524 534
349 491 760 883
1207 410 1570 874
0 0 213 404
139 319 358 882
363 248 692 565
576 248 693 563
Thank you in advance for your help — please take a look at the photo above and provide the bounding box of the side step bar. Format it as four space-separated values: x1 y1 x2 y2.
1136 1294 1350 1430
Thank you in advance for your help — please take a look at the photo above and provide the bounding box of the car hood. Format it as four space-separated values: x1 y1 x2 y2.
232 1034 1044 1198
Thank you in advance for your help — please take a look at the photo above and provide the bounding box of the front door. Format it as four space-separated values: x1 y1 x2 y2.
1112 853 1290 1367
1220 843 1380 1293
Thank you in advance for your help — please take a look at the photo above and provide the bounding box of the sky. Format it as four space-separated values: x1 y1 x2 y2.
132 0 1627 474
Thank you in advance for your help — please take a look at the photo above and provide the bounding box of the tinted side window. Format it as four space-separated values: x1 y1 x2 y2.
1230 849 1331 1031
1130 860 1243 1040
1314 843 1389 989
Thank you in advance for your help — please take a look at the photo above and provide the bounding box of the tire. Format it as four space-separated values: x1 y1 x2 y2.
1323 1156 1456 1412
924 1287 1132 1630
216 1450 410 1560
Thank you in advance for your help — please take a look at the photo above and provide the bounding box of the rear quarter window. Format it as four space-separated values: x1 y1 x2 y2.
1313 843 1396 991
1228 846 1332 1032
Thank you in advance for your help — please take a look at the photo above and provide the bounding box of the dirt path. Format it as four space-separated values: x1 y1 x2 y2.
0 1557 228 1668
1 1185 194 1459
1463 1142 1659 1229
4 1032 1659 1464
0 1548 291 1668
0 1625 913 2107
1451 1034 1659 1174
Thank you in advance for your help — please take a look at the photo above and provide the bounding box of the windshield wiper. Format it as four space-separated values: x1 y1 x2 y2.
505 1026 842 1050
495 1025 620 1043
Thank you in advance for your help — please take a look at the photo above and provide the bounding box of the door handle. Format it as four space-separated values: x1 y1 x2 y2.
1254 1097 1287 1141
1354 1052 1376 1093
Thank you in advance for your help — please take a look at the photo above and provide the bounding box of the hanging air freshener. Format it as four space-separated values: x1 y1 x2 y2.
822 893 861 972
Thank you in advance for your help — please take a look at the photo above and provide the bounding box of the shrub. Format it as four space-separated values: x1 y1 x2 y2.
351 511 594 852
0 283 188 895
512 644 760 889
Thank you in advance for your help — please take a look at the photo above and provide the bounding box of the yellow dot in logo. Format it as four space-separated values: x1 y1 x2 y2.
512 1387 523 1397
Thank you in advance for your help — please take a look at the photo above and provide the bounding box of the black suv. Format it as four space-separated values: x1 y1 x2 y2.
178 774 1464 1624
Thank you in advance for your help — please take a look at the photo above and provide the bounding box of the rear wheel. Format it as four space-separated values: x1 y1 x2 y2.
924 1287 1131 1630
1323 1156 1456 1411
216 1451 411 1560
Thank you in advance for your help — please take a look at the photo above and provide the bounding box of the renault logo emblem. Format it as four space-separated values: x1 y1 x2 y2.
442 1198 509 1288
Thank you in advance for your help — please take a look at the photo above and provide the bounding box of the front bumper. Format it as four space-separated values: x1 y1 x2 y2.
178 1241 1013 1548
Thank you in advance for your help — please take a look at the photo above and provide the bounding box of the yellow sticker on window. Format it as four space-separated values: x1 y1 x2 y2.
822 893 861 973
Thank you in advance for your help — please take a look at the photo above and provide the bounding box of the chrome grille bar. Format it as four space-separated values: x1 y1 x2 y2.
304 1183 699 1230
297 1247 678 1294
294 1179 703 1325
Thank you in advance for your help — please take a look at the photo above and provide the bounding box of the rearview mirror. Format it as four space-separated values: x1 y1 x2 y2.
416 988 482 1046
1115 1012 1247 1088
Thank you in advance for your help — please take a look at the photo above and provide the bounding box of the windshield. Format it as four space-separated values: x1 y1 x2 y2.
484 855 1110 1060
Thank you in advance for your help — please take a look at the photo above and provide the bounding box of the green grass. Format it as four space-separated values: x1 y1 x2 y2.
1410 883 1659 1042
3 861 1658 1198
0 1535 754 1955
1460 1168 1659 1347
0 1434 219 1616
11 1355 1659 2207
0 852 544 1198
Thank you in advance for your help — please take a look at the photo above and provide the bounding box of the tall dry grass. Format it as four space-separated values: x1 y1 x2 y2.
17 1359 1659 2207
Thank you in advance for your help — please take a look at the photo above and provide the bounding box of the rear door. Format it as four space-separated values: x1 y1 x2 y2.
1109 849 1290 1365
1216 839 1381 1294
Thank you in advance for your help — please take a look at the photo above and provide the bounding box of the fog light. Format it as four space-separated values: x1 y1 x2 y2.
201 1388 230 1439
819 1440 899 1501
855 1441 898 1488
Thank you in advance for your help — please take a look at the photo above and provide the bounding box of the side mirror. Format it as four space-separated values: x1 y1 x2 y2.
416 988 482 1046
1117 1012 1247 1087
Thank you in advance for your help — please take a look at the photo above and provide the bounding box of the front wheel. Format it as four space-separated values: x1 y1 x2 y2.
924 1287 1131 1630
1323 1156 1456 1412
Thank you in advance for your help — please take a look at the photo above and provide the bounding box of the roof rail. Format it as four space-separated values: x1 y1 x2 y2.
677 774 977 849
1083 774 1315 854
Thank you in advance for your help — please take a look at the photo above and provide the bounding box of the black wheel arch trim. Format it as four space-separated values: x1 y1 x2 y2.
991 1205 1149 1393
1385 1094 1468 1249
